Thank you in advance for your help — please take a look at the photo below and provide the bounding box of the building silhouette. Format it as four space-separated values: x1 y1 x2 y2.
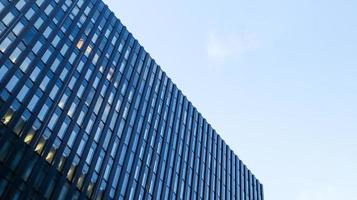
0 0 263 199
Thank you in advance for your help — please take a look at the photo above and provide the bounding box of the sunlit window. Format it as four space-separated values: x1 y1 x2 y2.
76 39 84 49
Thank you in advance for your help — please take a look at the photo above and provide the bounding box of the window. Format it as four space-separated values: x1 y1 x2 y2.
51 57 61 72
0 36 13 53
84 87 94 106
85 68 92 81
15 0 26 10
108 91 115 105
9 46 22 63
109 112 118 130
124 48 131 60
95 150 105 172
110 138 119 157
94 122 104 143
76 134 88 157
58 89 70 109
68 52 77 65
68 125 79 148
77 108 86 125
52 35 61 47
25 7 35 20
113 74 120 88
122 104 129 120
40 75 50 91
103 130 112 150
43 26 53 38
30 65 41 82
3 11 15 26
44 4 54 16
112 170 120 192
77 83 86 98
72 6 80 16
99 65 105 74
0 1 5 12
84 45 92 57
102 104 110 122
104 159 113 180
100 82 108 96
93 75 100 89
42 47 53 63
94 96 103 114
85 115 95 133
48 108 60 130
128 87 134 102
49 82 60 100
13 20 25 36
107 67 114 81
92 53 99 65
77 59 85 73
34 17 44 30
0 65 9 83
86 145 95 164
28 90 41 112
32 39 43 55
60 43 69 56
17 80 32 102
58 117 70 139
38 100 50 121
68 76 77 90
118 145 127 166
6 73 20 92
60 66 69 81
68 98 78 118
19 55 32 73
36 0 45 7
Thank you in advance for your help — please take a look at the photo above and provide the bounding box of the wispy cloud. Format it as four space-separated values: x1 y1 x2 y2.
206 30 258 64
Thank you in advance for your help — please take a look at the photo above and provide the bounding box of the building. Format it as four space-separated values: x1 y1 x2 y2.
0 0 263 199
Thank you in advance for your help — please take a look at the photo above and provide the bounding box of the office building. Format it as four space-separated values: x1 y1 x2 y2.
0 0 263 199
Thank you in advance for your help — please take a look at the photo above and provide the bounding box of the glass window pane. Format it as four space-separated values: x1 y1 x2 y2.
3 11 15 26
6 74 19 92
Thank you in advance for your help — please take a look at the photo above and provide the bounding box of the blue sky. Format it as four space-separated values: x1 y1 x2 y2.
103 0 357 199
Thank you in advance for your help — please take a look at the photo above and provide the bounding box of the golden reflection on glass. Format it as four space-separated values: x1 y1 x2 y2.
77 174 85 189
24 130 34 144
76 39 84 49
45 148 55 163
2 109 14 125
35 138 45 154
67 165 75 181
87 182 94 197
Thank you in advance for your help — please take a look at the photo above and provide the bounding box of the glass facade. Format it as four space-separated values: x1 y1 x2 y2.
0 0 263 199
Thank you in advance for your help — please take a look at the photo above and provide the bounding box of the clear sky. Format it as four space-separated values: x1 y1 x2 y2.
103 0 357 199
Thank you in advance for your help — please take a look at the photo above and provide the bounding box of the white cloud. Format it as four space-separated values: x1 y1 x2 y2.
206 30 258 63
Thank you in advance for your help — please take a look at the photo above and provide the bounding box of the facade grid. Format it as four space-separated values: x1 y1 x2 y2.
0 0 264 199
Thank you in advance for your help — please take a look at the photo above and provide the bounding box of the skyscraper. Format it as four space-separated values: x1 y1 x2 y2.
0 0 263 199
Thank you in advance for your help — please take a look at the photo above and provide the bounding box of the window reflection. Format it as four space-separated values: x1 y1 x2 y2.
24 130 35 144
76 39 84 49
1 109 14 125
35 138 45 154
